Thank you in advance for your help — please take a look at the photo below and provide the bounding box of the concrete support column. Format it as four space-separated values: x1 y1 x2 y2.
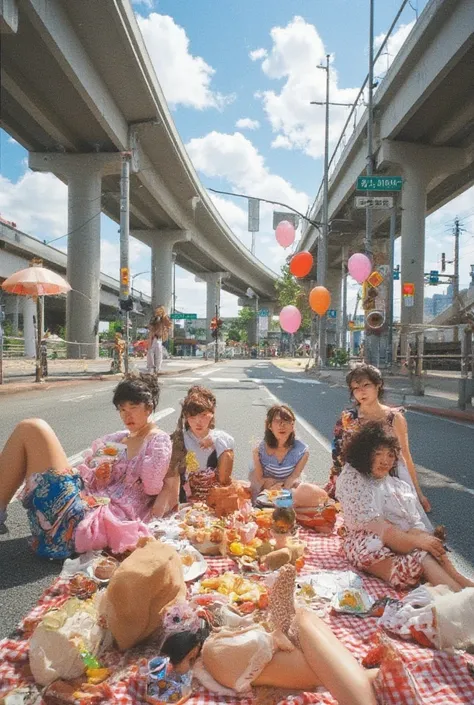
377 140 466 358
133 230 191 314
5 295 20 335
23 297 36 358
326 268 342 349
29 152 123 359
197 272 229 343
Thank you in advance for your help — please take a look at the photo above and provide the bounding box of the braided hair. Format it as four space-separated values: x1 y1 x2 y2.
168 386 217 478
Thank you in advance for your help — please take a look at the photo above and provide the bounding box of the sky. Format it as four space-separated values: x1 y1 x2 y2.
1 0 473 321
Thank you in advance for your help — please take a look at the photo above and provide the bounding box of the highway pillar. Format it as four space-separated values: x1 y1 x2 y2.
197 272 230 343
23 297 36 358
132 230 191 313
29 152 122 358
326 268 342 352
377 141 466 358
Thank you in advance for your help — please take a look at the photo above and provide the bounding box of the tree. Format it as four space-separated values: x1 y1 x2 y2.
226 307 255 343
275 262 312 332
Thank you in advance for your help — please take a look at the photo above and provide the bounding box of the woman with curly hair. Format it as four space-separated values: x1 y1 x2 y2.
0 374 175 558
168 385 234 501
336 423 473 591
147 305 172 374
326 362 431 517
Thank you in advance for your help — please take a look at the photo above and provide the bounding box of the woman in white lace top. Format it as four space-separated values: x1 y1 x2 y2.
336 423 473 591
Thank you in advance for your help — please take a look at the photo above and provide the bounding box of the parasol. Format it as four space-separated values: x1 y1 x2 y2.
1 262 71 382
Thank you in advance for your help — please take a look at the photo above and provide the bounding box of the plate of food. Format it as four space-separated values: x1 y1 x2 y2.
255 488 292 508
197 572 268 613
180 546 208 582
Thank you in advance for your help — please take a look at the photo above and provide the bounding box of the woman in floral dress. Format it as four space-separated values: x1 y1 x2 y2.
326 363 431 521
0 374 175 558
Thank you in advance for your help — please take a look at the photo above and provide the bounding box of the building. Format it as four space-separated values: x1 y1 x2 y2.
424 285 453 321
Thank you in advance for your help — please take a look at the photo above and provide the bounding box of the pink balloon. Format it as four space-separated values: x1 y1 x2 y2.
275 220 296 249
279 305 301 333
347 253 372 284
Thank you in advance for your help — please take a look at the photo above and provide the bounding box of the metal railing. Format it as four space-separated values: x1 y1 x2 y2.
306 0 414 226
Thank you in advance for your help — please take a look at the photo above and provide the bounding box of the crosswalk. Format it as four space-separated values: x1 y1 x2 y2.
167 375 321 387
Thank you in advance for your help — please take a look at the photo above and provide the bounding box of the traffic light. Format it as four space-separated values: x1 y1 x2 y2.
120 267 130 287
429 270 439 285
393 265 400 281
119 297 134 312
441 253 446 272
210 316 223 339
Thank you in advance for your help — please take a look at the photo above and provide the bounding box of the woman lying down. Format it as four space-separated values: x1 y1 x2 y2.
160 565 377 705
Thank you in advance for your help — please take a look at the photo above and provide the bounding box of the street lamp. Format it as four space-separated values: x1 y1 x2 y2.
131 270 150 297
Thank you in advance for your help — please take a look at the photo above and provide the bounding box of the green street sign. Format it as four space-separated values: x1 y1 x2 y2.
356 176 403 192
170 313 198 320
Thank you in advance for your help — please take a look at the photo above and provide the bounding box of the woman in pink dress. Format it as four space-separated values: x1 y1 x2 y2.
0 374 176 558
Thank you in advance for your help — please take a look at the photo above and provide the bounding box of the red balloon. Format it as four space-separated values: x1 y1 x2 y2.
309 286 331 316
289 251 314 278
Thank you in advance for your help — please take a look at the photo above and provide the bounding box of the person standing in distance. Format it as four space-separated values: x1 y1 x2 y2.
147 306 172 374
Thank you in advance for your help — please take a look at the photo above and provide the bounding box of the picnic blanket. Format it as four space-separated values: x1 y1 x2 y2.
1 527 473 704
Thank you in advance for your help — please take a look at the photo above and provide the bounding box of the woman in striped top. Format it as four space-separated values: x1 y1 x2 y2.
250 405 309 499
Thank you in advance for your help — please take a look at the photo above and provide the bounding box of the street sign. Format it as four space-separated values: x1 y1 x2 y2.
170 313 198 320
367 271 384 288
356 176 403 192
429 270 439 285
259 308 269 317
355 196 394 209
327 309 337 319
248 197 260 232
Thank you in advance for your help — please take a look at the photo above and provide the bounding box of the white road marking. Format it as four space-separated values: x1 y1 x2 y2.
407 409 474 430
292 378 321 385
61 394 94 403
262 386 332 453
197 367 222 377
167 377 199 383
252 378 285 385
209 377 252 383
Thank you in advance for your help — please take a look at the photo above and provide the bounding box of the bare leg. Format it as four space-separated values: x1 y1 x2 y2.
366 556 464 592
437 554 474 589
0 419 69 508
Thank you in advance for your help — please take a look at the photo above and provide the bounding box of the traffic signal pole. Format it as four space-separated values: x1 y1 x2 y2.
119 152 131 374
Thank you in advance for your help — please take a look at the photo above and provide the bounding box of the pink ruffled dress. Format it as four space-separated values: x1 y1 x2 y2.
74 430 171 554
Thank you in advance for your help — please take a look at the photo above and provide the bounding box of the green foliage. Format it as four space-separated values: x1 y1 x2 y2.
275 262 312 332
328 348 350 367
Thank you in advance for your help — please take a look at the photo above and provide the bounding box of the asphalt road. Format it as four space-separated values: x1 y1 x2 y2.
1 359 473 638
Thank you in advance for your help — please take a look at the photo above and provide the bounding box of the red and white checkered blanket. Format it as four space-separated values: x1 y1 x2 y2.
1 528 473 704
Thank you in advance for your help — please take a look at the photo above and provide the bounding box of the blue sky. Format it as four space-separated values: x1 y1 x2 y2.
1 0 473 319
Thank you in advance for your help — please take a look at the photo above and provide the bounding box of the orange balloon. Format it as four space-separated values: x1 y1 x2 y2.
289 251 314 278
309 286 331 315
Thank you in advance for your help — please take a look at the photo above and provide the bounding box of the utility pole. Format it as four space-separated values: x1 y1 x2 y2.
388 198 397 365
119 152 131 374
453 216 460 342
365 0 375 258
316 53 330 367
341 247 348 351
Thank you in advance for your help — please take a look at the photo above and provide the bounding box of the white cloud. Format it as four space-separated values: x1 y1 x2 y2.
186 130 309 273
136 13 234 110
132 0 154 8
235 118 260 131
0 171 67 241
374 21 415 78
252 16 359 159
249 48 267 61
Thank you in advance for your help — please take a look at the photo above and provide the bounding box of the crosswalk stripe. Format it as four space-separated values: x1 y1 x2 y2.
197 367 222 377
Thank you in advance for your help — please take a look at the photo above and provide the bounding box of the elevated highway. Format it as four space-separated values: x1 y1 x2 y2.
0 221 151 352
298 0 474 337
1 0 276 356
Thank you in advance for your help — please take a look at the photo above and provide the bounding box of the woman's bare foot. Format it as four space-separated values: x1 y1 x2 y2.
272 629 295 652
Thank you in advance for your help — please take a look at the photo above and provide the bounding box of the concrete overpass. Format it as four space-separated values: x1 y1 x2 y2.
0 0 277 357
0 220 152 354
298 0 474 340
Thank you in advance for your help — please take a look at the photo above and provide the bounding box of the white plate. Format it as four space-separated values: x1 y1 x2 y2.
180 546 208 582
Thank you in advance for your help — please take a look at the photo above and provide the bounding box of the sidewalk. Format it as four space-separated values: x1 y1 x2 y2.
0 357 216 395
271 358 474 424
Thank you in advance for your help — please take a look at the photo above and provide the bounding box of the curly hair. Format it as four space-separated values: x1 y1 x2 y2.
264 404 296 449
112 373 160 411
168 386 217 480
342 422 399 477
346 363 384 402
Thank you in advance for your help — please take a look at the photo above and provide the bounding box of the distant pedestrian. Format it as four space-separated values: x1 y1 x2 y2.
147 305 171 374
